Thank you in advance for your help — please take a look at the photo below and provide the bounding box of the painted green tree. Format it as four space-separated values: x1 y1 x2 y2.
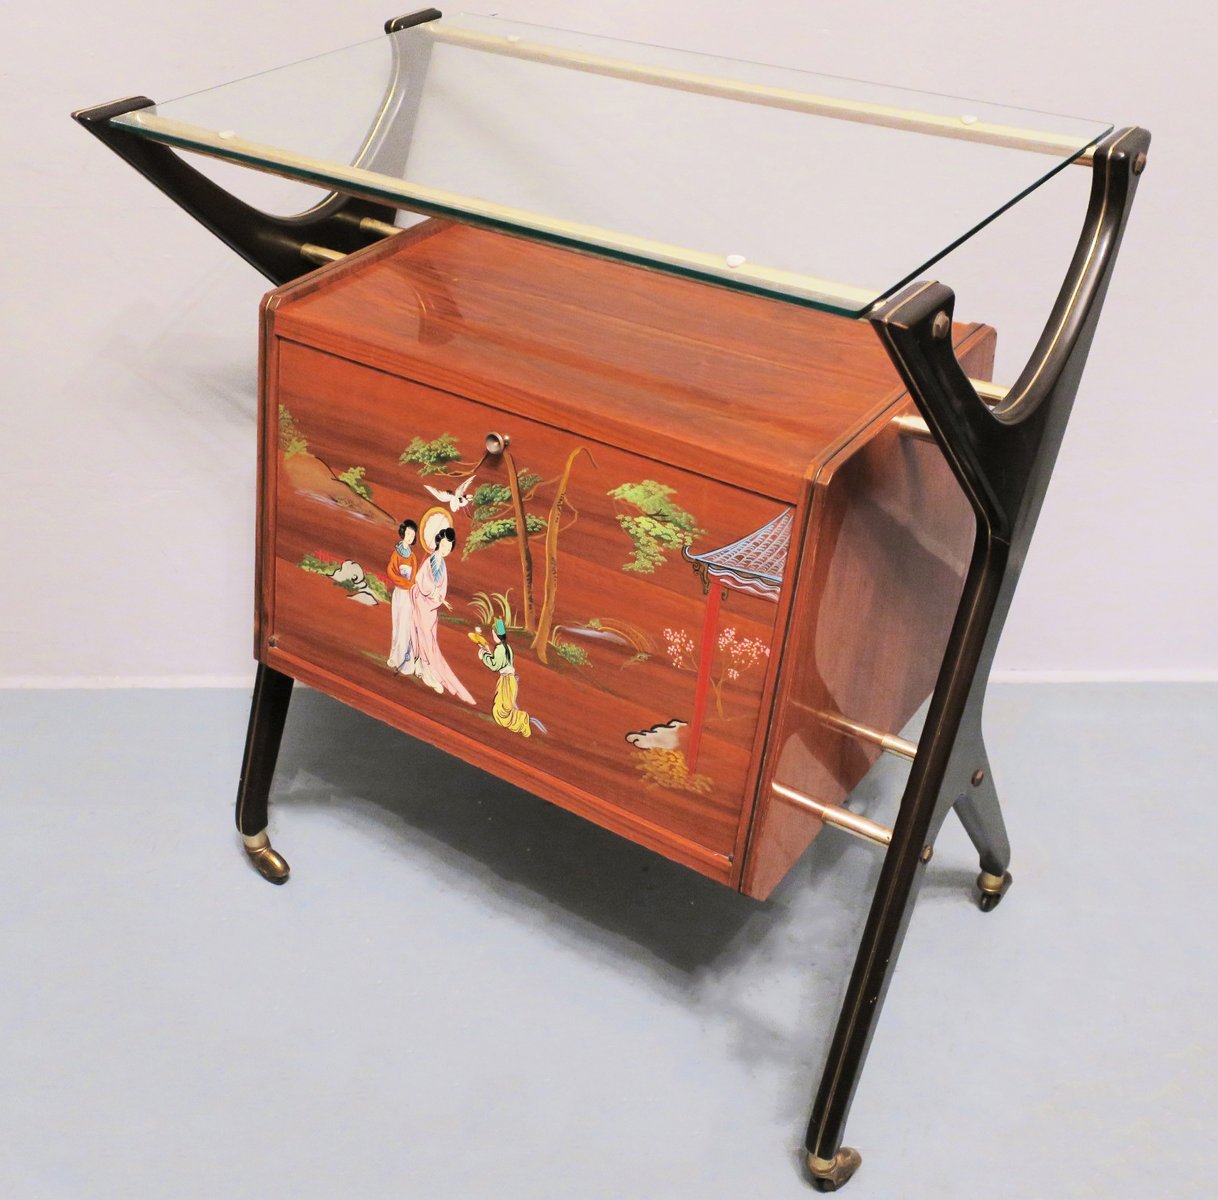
464 513 547 557
531 446 595 662
469 474 541 521
462 463 546 632
400 432 545 631
398 431 598 657
336 466 373 501
399 433 465 476
608 481 704 573
464 473 544 553
278 405 308 458
280 407 385 512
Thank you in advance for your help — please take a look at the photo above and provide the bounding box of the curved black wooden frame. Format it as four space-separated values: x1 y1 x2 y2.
72 93 403 286
804 125 1151 1190
71 7 444 285
71 19 1149 1189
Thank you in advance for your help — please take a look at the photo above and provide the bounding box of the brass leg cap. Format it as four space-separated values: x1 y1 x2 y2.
977 869 1013 912
243 833 290 884
806 1147 862 1192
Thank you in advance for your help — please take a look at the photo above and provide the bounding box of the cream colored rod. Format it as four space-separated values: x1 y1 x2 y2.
115 111 878 312
423 24 1097 164
772 782 893 848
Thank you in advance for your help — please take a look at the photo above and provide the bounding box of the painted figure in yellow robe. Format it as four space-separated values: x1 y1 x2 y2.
477 619 533 737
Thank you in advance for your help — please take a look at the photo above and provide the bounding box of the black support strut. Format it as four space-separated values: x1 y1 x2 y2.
386 7 443 33
71 8 444 286
804 126 1150 1191
72 96 403 287
235 664 295 840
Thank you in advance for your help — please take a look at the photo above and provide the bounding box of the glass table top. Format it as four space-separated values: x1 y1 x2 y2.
111 12 1111 315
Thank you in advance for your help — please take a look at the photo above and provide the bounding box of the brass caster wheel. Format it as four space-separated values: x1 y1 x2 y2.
806 1147 862 1192
977 869 1012 912
243 831 290 884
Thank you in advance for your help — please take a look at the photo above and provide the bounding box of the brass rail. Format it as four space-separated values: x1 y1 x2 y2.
771 782 893 847
423 24 1099 164
895 378 1009 440
299 243 346 265
817 712 918 760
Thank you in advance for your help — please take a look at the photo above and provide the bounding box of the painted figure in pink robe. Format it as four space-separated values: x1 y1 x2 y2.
410 526 476 705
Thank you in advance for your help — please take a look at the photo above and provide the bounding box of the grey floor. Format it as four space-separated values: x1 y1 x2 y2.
1 683 1214 1199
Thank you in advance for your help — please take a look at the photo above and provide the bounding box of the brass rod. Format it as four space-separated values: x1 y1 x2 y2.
423 24 1098 163
817 712 918 760
895 379 1009 440
299 243 346 264
892 413 933 442
359 217 402 238
771 782 893 847
972 378 1009 404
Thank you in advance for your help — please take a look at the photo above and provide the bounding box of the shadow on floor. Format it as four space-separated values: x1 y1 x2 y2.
272 689 870 981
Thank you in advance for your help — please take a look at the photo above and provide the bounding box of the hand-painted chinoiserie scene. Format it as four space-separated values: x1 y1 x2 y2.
257 221 991 891
265 347 792 864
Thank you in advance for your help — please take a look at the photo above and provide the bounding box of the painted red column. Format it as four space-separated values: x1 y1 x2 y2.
686 581 722 771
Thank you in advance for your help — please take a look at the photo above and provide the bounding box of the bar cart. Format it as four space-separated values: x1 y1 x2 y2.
74 11 1149 1190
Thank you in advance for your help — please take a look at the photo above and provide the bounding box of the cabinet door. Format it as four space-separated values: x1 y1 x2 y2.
263 341 796 879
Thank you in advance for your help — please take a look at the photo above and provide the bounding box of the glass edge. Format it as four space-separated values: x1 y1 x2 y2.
865 126 1115 312
108 114 1116 319
106 114 873 316
129 30 390 109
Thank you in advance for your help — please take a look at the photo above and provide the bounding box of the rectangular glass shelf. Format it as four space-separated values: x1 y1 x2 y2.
110 12 1111 315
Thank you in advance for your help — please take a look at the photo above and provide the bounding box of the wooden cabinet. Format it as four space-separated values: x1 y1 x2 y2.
259 219 994 898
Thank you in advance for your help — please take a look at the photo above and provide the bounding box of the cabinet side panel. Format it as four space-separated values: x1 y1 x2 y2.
741 327 995 899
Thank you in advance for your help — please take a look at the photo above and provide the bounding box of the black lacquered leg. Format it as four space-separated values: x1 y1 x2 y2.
953 755 1013 911
803 127 1150 1188
235 664 294 883
805 562 996 1189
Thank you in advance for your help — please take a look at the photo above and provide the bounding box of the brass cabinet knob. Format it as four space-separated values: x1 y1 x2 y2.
485 432 511 455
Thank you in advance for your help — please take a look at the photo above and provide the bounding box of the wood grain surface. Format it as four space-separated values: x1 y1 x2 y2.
259 221 994 893
269 221 987 502
742 326 996 898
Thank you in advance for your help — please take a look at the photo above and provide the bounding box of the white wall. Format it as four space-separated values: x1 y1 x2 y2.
4 0 1214 685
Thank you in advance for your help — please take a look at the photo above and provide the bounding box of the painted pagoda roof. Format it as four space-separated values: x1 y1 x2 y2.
683 508 793 601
